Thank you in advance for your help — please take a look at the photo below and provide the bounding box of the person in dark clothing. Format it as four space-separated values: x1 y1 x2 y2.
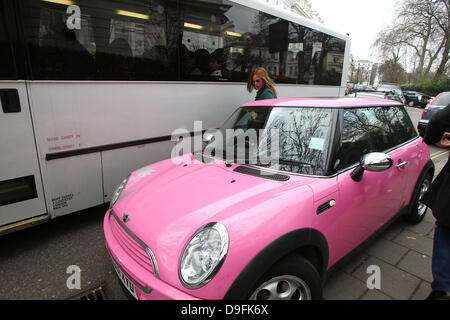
421 104 450 300
247 67 277 101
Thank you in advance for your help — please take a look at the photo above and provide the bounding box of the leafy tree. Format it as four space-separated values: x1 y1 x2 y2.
378 60 405 83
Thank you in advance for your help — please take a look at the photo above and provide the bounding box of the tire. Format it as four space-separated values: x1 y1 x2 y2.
248 256 322 300
408 100 415 107
403 174 432 224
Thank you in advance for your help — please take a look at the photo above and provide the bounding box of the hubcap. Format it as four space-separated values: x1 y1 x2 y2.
417 179 430 216
250 275 311 300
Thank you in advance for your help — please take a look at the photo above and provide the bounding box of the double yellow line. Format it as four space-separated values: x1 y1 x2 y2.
431 149 450 160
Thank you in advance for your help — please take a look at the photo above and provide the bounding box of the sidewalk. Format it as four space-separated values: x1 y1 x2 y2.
323 208 436 300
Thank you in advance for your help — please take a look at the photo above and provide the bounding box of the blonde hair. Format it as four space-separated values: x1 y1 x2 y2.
247 67 277 97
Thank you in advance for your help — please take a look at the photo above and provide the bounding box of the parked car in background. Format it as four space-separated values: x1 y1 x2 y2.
404 90 432 108
345 83 355 95
104 97 433 300
375 84 406 104
418 91 450 136
348 90 400 102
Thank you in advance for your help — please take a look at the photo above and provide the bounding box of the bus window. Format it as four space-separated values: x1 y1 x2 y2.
289 23 345 86
178 0 345 86
20 0 180 81
0 1 18 79
21 0 96 80
180 0 280 83
19 0 346 84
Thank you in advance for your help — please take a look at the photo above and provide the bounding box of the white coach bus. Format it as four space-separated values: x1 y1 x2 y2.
0 0 350 234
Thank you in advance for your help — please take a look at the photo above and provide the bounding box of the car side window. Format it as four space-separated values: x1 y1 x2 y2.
334 106 417 172
383 106 417 144
335 107 393 171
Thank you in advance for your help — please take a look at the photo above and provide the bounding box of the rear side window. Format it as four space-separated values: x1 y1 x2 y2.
384 106 417 144
432 92 450 106
335 106 416 171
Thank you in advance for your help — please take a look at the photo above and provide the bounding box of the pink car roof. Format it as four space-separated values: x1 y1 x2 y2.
243 97 403 108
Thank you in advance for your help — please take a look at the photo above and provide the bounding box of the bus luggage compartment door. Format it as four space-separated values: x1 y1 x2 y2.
0 82 47 228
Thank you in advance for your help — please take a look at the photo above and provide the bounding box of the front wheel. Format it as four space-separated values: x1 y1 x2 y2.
249 256 322 300
408 100 415 107
403 174 431 224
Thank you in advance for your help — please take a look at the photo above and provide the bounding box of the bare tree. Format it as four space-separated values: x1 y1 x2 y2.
372 0 449 79
433 0 450 77
372 28 404 66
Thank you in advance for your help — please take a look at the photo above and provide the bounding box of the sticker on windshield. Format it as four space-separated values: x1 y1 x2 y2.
309 137 325 151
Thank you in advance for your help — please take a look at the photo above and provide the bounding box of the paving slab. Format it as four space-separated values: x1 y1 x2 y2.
366 238 409 265
360 289 393 300
323 270 367 300
401 219 435 237
341 252 370 275
381 222 404 241
410 281 432 300
397 250 433 283
393 230 434 257
351 256 421 300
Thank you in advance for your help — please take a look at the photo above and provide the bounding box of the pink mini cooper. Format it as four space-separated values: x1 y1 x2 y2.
103 98 434 300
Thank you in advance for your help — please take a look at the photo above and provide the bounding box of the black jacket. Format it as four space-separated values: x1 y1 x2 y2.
421 104 450 227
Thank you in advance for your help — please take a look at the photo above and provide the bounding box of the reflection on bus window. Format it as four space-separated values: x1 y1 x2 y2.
19 0 345 84
0 2 19 79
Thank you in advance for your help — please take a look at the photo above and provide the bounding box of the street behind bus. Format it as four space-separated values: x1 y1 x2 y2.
0 106 448 300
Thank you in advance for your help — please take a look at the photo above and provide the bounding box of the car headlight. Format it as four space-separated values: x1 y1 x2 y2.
109 175 130 208
179 223 229 289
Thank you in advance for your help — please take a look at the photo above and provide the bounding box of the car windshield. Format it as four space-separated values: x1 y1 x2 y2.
204 107 335 176
432 92 450 106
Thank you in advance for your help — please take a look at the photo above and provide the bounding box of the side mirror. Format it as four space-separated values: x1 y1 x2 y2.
351 152 394 182
203 132 215 143
202 131 217 153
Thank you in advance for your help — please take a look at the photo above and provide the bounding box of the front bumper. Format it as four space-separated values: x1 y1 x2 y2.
103 210 199 300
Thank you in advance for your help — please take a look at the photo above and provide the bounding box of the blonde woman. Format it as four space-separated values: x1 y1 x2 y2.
247 67 278 100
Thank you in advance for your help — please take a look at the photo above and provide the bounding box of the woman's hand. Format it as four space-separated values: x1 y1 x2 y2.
435 132 450 148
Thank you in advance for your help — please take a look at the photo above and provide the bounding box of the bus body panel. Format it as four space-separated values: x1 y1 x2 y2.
0 0 350 232
44 153 103 217
101 140 174 203
26 82 341 217
0 81 47 226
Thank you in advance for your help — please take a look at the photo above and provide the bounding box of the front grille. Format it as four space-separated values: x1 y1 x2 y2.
109 210 159 277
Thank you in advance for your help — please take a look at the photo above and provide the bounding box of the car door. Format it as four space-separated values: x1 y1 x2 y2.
382 105 422 212
334 107 407 248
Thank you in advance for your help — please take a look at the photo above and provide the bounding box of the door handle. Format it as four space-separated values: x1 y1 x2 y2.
0 89 21 113
396 161 408 168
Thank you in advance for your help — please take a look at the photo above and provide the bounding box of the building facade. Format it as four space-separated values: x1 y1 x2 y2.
262 0 314 19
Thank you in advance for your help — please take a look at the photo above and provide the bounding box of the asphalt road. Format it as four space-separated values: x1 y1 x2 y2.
0 106 448 300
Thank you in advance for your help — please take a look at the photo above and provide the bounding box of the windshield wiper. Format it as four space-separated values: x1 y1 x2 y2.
274 158 316 167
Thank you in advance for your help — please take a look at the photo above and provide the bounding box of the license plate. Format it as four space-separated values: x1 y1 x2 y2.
112 260 138 299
